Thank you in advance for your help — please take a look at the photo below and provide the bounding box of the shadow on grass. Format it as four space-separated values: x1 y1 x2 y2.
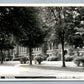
20 64 84 72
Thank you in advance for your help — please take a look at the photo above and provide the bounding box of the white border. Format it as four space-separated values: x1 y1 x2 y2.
1 79 84 81
0 3 83 6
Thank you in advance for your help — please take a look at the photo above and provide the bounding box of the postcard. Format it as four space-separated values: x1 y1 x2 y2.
0 4 84 81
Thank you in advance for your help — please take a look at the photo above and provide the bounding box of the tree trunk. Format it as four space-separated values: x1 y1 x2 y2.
62 41 66 67
42 41 47 57
61 30 66 67
29 46 32 65
16 44 19 57
8 50 11 60
1 50 4 64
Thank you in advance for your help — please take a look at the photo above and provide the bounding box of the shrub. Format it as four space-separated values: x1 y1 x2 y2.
5 58 10 61
47 56 59 61
54 51 61 61
12 58 20 61
56 53 61 61
65 56 74 61
74 56 84 66
69 48 75 56
74 57 80 66
20 57 29 64
43 55 47 60
64 50 68 55
34 55 44 64
5 56 13 61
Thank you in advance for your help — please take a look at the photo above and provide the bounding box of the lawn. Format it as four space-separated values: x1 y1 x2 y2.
0 61 84 79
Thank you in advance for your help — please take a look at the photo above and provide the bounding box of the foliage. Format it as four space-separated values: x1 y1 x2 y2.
20 57 29 64
42 7 84 67
74 56 84 66
0 7 23 63
14 7 47 65
0 35 15 51
12 7 46 48
47 7 77 67
53 51 61 60
68 34 84 48
12 58 20 61
0 7 47 65
34 55 44 64
69 48 75 56
47 56 59 61
42 55 47 60
65 56 74 61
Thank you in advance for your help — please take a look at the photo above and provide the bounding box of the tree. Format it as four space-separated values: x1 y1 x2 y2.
43 7 81 67
11 7 46 65
0 33 15 63
0 7 47 65
0 7 22 63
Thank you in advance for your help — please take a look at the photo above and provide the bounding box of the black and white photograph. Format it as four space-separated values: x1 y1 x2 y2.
0 4 84 80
